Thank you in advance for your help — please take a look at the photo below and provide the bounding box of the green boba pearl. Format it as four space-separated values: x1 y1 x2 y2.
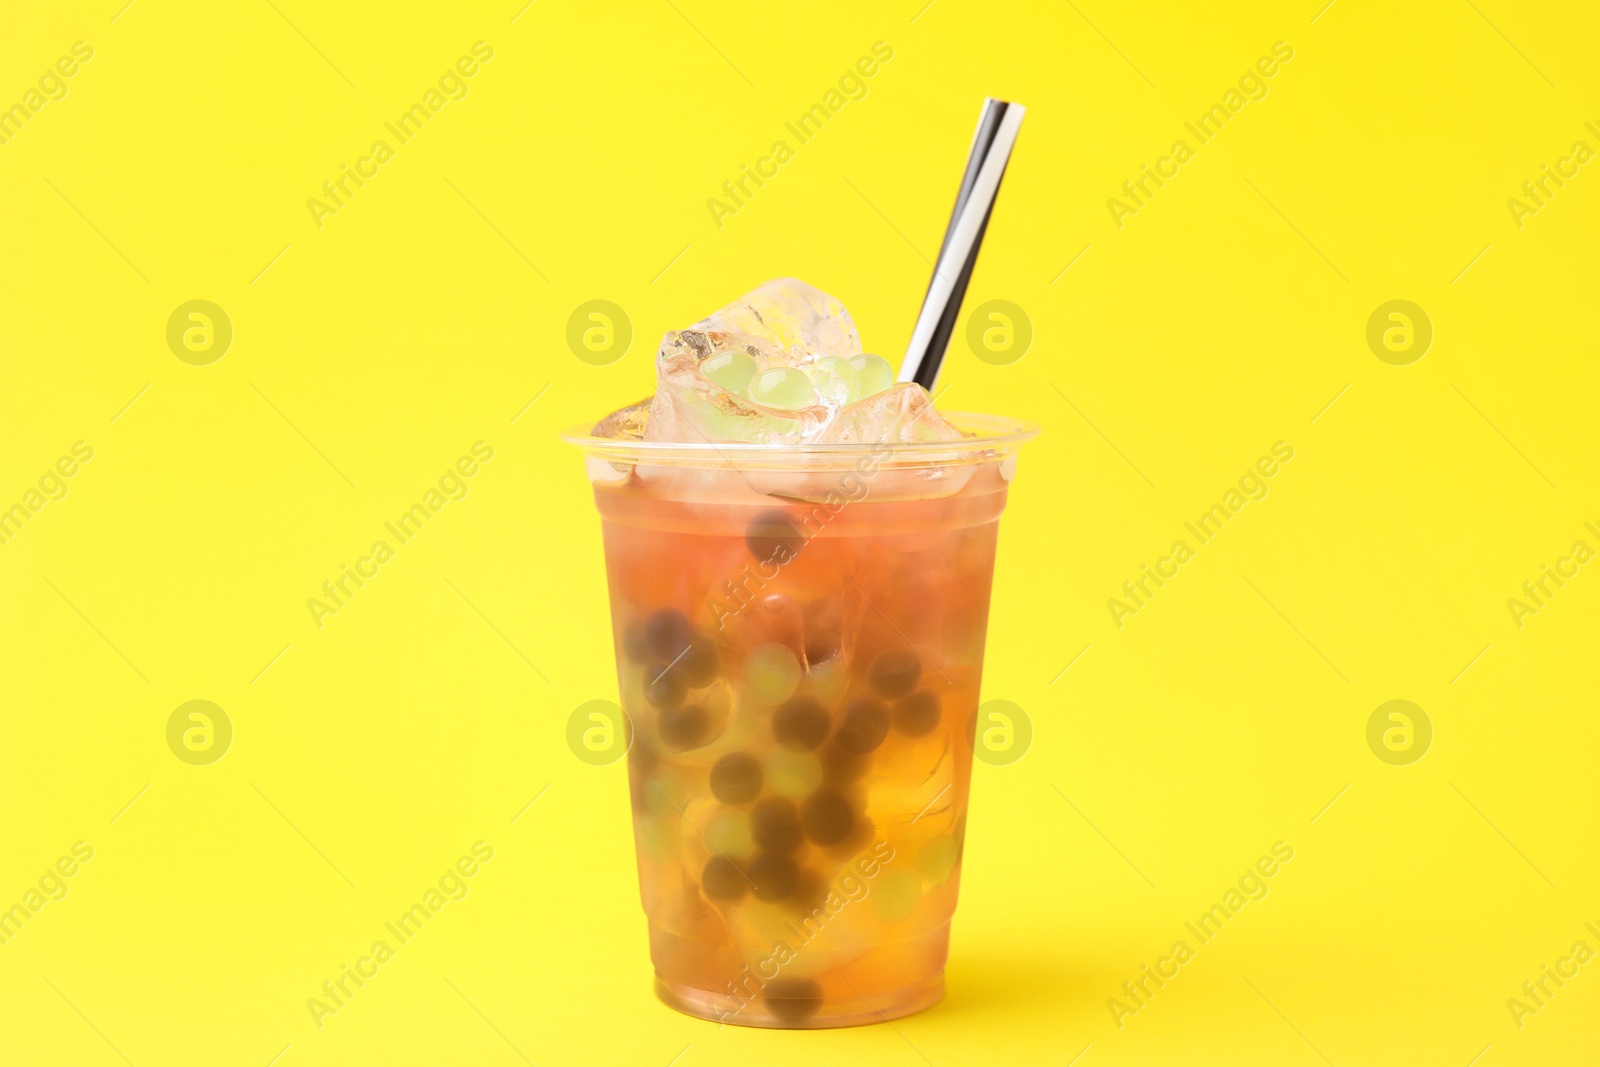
705 808 754 856
917 835 960 884
810 356 861 401
748 367 816 410
764 747 823 799
703 350 758 395
745 643 801 703
871 868 922 922
849 353 894 398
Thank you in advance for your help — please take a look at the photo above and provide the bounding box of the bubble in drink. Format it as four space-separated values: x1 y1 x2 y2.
646 609 694 660
763 746 822 799
677 635 720 687
799 788 855 845
710 752 763 805
868 648 922 698
704 808 753 856
748 367 816 410
745 510 807 566
849 353 894 398
807 356 860 405
702 350 758 395
872 869 921 923
835 696 890 753
658 705 710 750
750 796 803 853
643 665 687 710
773 695 830 749
917 835 959 884
702 856 747 902
747 852 800 901
892 690 941 737
762 977 824 1022
745 643 801 703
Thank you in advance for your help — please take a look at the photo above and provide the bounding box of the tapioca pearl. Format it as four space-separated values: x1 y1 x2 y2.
750 797 803 853
621 621 649 663
871 868 922 923
799 788 855 846
745 509 806 565
749 366 816 410
763 747 822 799
702 350 758 395
835 696 889 753
702 856 748 903
643 664 687 710
747 852 800 901
705 808 753 856
819 742 869 784
658 705 710 751
645 609 694 661
806 657 848 705
709 752 763 805
848 353 894 398
762 977 824 1022
917 835 960 885
891 690 941 737
867 648 921 699
784 866 830 916
773 696 829 749
678 635 720 687
745 643 801 703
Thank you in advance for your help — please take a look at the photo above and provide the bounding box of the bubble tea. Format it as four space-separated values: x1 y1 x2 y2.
570 280 1032 1027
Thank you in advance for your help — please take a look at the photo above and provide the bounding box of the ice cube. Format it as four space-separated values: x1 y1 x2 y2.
591 279 967 448
695 278 862 364
815 384 965 445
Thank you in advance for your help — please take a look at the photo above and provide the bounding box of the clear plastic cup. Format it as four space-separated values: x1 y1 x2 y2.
566 414 1035 1027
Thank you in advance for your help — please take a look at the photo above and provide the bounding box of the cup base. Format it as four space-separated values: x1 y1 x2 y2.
653 971 944 1029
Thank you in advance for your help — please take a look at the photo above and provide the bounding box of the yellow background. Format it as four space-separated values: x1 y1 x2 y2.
2 0 1597 1064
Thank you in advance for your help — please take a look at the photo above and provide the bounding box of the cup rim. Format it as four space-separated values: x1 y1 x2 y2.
562 410 1038 467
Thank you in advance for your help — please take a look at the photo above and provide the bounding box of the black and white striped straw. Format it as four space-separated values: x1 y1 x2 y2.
898 98 1026 391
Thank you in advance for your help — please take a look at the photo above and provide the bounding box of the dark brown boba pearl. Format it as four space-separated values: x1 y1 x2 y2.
658 705 709 750
750 797 803 853
745 509 806 565
819 742 869 784
762 977 823 1022
710 752 763 805
621 621 649 663
835 696 889 754
773 696 829 749
800 788 854 845
867 647 921 698
747 852 799 901
702 856 747 902
645 609 694 661
892 689 941 737
677 635 720 687
643 663 687 710
787 867 828 913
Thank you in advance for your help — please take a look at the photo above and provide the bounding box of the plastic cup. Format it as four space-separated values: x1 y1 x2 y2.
566 414 1035 1028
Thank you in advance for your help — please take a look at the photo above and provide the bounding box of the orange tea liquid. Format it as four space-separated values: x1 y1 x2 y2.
594 459 1011 1027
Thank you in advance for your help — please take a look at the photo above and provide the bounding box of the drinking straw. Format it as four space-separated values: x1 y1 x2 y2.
898 98 1026 390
